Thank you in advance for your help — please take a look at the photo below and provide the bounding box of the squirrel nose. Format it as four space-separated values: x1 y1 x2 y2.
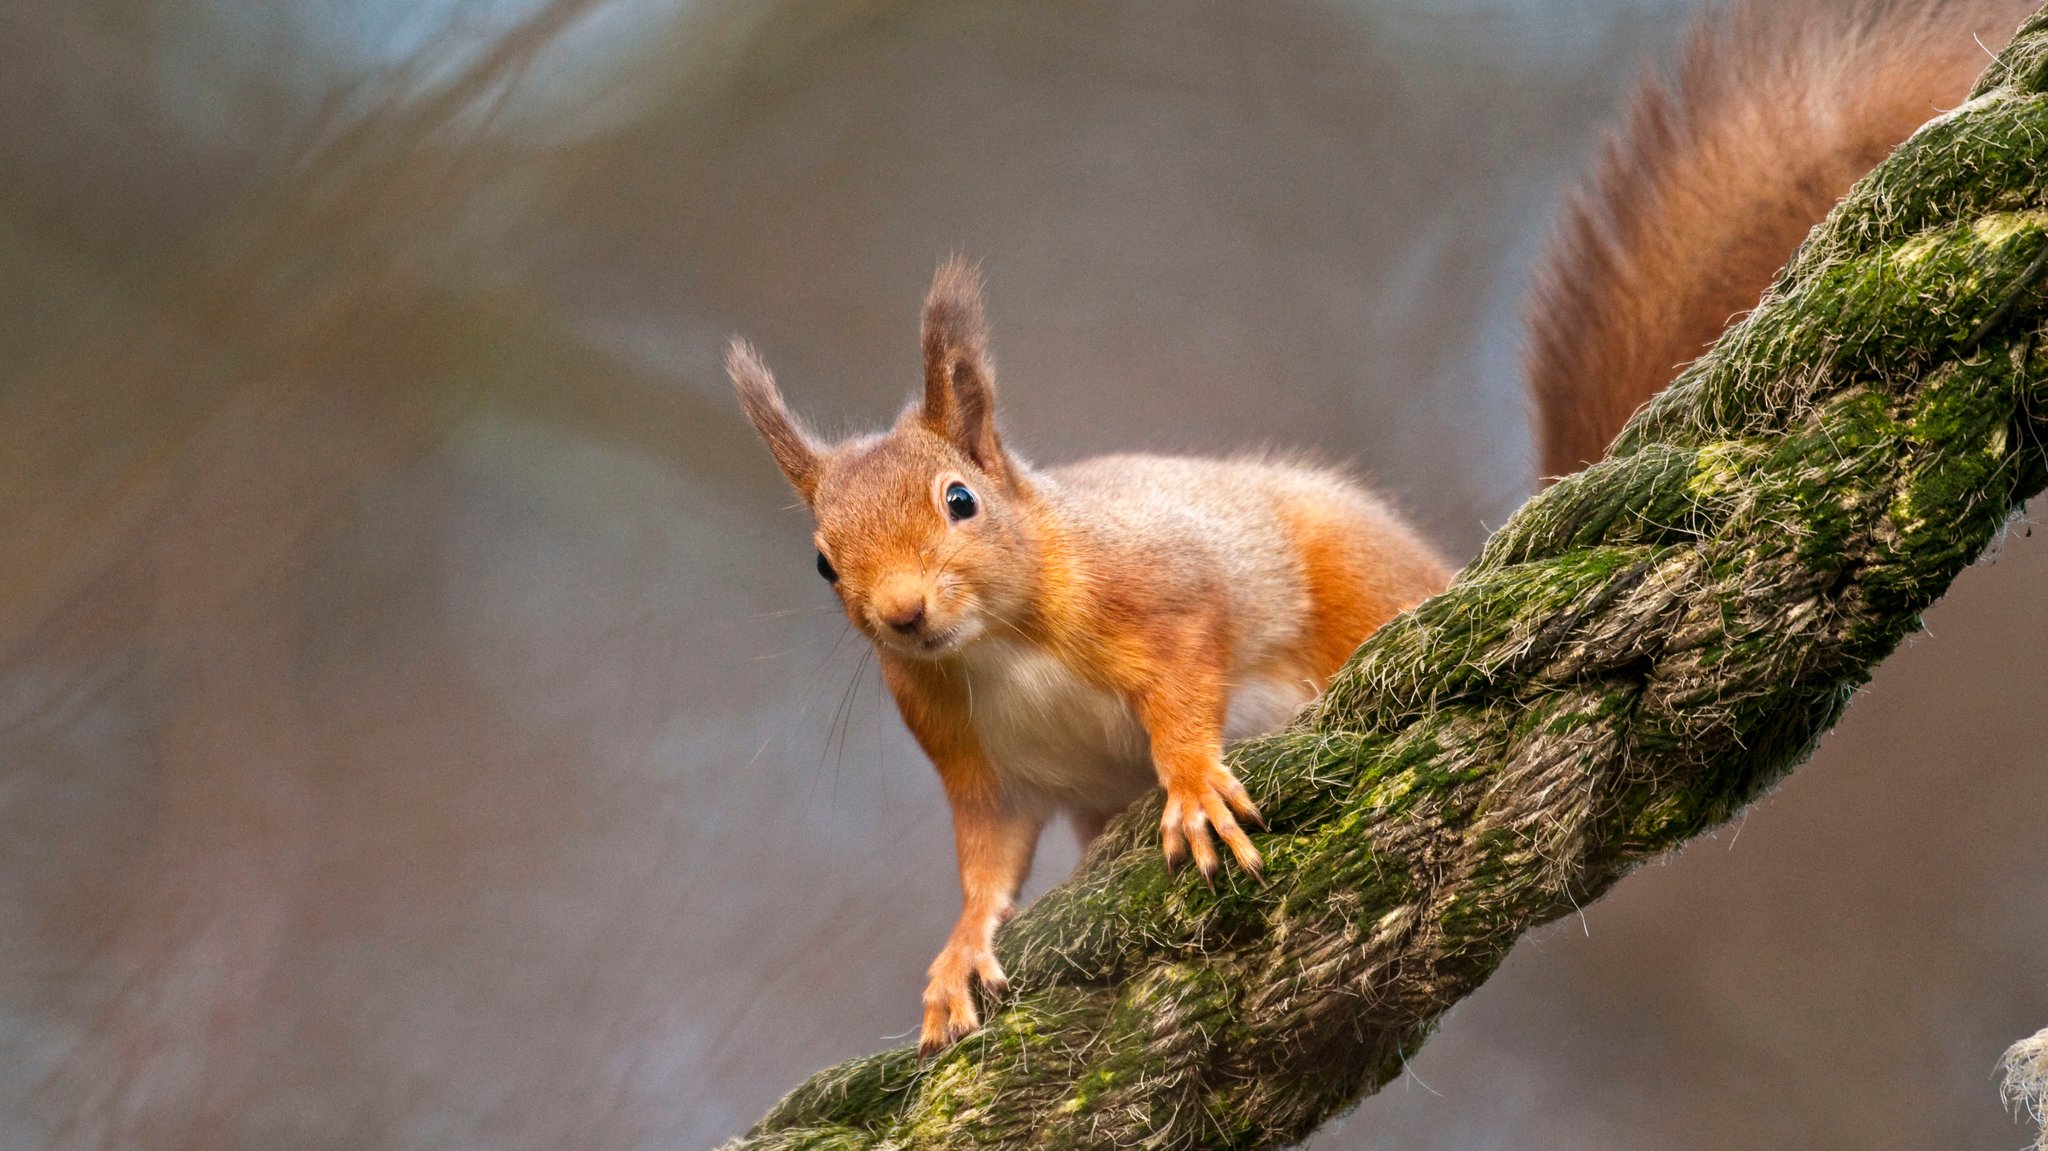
879 599 927 634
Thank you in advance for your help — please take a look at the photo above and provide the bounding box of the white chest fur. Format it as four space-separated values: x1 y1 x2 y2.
956 639 1153 813
953 639 1315 816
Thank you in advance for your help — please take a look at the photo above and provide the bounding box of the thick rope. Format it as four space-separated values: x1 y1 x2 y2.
727 12 2048 1148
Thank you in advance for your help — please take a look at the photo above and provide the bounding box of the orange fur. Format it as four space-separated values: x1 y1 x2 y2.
1276 494 1445 686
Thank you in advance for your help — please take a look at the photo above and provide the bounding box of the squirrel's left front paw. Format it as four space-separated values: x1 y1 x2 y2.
1161 762 1265 881
919 942 1007 1056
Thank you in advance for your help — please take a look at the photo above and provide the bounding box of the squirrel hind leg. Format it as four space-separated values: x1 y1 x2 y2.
1272 488 1451 688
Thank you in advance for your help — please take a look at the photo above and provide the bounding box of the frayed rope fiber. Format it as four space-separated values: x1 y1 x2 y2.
728 11 2048 1149
2008 1027 2048 1151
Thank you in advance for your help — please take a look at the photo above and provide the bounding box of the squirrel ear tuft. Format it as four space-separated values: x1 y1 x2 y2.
920 257 1010 480
728 338 823 501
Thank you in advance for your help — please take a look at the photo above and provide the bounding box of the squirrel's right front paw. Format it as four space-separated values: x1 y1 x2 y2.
919 942 1007 1057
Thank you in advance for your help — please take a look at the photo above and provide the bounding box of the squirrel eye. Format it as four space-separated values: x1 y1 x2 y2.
944 481 978 522
816 550 838 582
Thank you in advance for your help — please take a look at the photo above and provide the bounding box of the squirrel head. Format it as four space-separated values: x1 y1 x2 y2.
729 259 1038 660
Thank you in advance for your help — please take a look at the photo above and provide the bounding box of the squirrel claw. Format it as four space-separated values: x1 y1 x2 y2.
919 941 1006 1056
919 993 979 1058
1161 764 1264 883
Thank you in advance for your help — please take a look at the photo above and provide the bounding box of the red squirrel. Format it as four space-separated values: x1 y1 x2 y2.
729 0 2028 1055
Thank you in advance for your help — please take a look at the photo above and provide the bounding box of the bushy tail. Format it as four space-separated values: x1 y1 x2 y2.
1525 0 2031 482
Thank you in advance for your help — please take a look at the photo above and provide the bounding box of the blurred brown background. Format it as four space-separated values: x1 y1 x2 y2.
0 1 2041 1147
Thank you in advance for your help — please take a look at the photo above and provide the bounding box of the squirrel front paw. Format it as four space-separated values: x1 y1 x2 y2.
1161 761 1265 881
919 941 1008 1056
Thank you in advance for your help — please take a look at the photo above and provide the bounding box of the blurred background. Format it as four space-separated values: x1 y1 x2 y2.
0 0 2042 1147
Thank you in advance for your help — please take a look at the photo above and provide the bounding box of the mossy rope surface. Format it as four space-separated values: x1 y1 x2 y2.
730 14 2048 1148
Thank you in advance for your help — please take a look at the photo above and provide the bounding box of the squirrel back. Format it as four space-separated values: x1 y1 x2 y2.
1525 0 2032 481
